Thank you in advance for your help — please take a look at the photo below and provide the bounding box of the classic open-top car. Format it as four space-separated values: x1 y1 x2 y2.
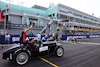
2 41 64 65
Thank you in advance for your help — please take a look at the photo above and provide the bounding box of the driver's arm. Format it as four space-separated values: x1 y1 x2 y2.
34 43 37 46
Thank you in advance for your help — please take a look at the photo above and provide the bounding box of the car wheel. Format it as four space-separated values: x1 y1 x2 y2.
56 47 64 57
14 51 29 65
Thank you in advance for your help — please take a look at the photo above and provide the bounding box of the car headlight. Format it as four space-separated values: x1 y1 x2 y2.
56 42 61 45
10 53 12 60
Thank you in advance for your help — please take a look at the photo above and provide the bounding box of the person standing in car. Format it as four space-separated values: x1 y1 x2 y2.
20 25 33 45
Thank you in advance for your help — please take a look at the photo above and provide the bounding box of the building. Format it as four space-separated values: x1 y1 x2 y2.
0 1 100 35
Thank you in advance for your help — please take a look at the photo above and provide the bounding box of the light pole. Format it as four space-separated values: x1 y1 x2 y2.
5 0 12 34
4 5 8 35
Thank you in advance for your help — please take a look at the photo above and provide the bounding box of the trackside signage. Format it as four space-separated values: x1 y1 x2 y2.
67 35 86 41
89 35 100 38
0 35 100 44
12 37 38 42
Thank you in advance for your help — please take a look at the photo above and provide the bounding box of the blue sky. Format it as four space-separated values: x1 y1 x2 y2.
1 0 100 18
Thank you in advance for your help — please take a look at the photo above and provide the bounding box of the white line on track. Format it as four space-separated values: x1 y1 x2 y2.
62 41 100 45
78 42 100 45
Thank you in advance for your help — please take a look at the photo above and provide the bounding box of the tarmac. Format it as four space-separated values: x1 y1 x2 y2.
0 38 100 67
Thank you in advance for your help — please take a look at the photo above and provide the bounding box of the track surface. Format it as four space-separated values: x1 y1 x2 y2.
0 38 100 67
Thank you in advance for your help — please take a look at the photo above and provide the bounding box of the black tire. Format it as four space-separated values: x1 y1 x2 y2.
55 47 64 57
14 51 29 65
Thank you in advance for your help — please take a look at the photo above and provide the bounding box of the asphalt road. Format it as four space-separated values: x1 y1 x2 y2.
0 38 100 67
79 38 100 43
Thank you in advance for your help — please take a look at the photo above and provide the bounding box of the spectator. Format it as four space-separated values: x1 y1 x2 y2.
5 33 10 45
36 33 41 41
51 33 55 41
0 34 3 49
68 37 72 42
46 34 50 41
71 37 74 42
52 33 55 37
83 36 87 40
54 34 57 41
68 36 75 43
74 37 78 43
0 34 1 40
44 33 49 41
58 34 62 42
45 33 48 38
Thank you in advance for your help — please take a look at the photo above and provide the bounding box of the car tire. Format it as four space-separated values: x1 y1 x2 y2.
14 51 29 65
55 47 64 57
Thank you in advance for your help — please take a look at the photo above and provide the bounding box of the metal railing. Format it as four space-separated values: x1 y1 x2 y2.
73 22 100 29
0 24 43 29
10 9 47 17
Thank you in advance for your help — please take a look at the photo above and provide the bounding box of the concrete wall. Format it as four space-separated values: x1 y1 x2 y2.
8 28 23 35
50 22 55 33
10 15 22 24
33 29 41 34
8 28 42 35
43 19 50 27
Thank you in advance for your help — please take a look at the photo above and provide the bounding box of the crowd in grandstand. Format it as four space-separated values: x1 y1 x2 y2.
0 24 100 48
65 31 98 35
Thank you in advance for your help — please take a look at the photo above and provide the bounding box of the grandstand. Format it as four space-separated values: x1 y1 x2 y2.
0 1 100 35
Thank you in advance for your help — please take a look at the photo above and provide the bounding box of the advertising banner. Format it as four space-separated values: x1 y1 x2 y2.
0 35 100 44
0 8 1 22
89 35 100 38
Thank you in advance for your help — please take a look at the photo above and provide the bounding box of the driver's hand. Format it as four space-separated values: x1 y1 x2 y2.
37 44 39 47
30 25 33 28
34 43 36 46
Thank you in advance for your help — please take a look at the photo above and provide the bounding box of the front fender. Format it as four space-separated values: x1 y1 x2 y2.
13 48 31 57
54 45 63 52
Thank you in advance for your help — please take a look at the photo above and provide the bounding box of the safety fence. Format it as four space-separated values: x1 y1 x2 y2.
0 35 100 44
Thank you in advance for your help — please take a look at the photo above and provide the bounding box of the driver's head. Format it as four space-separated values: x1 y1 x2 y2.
29 38 33 43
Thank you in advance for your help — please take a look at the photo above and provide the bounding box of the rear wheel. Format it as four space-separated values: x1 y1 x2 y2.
14 51 29 65
55 47 64 57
